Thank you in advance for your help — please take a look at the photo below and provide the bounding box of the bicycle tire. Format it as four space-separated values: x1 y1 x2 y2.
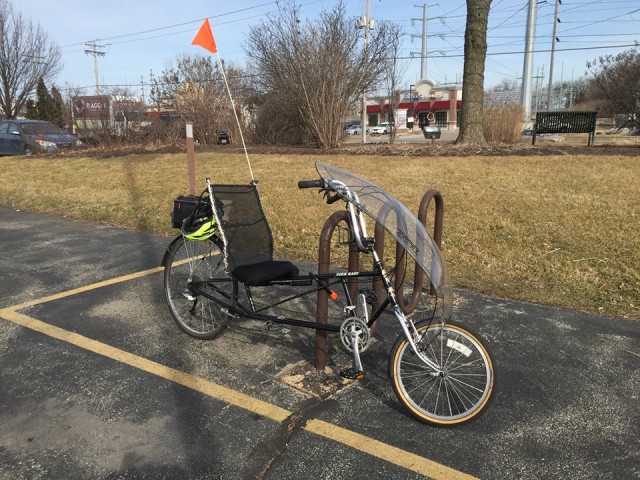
163 235 236 339
389 321 494 426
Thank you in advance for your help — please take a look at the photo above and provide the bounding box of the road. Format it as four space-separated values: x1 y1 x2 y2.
344 129 459 144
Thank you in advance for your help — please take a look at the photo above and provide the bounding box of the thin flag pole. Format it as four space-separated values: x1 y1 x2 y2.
192 18 255 183
215 56 255 183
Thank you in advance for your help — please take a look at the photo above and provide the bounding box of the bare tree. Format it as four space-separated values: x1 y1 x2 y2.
60 82 88 131
106 87 148 142
151 55 242 145
0 0 62 119
245 1 399 149
586 47 640 128
488 78 519 93
457 0 492 146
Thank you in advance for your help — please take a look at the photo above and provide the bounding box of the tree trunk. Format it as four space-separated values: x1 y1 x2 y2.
457 0 492 146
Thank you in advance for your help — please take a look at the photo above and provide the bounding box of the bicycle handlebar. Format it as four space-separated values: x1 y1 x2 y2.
298 178 344 206
297 179 323 189
298 176 371 252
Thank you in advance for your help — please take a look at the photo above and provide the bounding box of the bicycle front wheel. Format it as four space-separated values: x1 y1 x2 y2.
389 321 494 426
163 235 236 339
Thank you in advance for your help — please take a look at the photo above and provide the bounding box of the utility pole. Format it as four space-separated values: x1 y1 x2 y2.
84 41 106 95
520 0 538 121
546 0 561 111
411 4 429 80
569 68 574 108
358 0 373 143
559 62 564 109
534 64 544 112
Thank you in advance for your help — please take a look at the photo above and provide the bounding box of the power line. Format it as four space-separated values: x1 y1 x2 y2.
395 42 639 60
59 2 279 49
48 0 638 96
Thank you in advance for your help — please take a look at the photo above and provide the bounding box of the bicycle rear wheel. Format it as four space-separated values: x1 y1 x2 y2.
163 235 236 339
389 321 494 426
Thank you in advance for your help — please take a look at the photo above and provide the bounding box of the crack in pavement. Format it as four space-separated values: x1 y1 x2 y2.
252 397 338 479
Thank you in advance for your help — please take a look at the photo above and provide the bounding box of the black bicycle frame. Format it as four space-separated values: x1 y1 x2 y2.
190 269 387 333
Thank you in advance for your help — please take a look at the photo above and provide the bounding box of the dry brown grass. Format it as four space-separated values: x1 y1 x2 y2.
483 105 524 143
1 151 638 320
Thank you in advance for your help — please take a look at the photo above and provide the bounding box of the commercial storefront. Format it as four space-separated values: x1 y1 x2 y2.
365 85 462 131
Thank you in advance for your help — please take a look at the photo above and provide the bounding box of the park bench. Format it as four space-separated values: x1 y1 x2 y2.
532 111 598 146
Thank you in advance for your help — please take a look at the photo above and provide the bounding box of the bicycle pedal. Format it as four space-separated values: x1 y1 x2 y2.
339 368 365 380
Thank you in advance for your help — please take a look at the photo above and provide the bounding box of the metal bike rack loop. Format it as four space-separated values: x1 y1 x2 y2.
371 189 443 328
314 190 443 369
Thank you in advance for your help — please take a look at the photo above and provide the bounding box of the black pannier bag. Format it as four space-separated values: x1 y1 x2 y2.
171 194 212 229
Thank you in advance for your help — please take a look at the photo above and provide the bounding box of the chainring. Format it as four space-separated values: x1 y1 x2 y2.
339 317 371 353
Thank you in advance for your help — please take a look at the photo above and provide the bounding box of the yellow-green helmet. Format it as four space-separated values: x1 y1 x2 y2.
182 213 217 241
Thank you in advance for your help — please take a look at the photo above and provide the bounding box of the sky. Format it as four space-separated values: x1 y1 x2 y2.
14 0 640 99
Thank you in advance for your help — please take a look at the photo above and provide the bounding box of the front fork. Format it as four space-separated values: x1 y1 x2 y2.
393 306 442 372
374 249 442 373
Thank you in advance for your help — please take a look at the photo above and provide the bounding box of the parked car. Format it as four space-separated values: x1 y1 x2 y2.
0 120 80 155
217 129 231 145
345 124 364 135
369 122 394 135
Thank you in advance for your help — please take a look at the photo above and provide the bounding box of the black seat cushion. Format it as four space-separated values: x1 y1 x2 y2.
232 260 299 285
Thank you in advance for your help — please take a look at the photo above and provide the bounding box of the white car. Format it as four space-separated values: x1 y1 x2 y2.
345 124 363 135
369 122 394 134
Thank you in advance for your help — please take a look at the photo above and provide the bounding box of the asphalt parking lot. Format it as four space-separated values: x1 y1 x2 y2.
0 207 638 479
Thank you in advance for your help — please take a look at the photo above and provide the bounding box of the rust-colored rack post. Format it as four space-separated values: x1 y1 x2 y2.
419 189 444 250
316 211 348 370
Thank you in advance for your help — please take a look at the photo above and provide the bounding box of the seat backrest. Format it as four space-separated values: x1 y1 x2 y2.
210 184 273 272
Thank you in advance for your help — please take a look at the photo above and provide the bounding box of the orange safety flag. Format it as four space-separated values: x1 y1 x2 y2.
192 18 217 53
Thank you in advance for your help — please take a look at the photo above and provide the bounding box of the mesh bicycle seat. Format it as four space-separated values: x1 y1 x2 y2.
210 183 299 285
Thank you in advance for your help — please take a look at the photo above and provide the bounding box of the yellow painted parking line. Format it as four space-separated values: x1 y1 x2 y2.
6 265 165 311
6 251 218 312
0 307 478 480
0 309 291 423
306 419 478 480
0 258 478 480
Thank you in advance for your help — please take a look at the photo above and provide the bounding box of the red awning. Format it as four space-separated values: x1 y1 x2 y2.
367 100 461 114
413 100 460 110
